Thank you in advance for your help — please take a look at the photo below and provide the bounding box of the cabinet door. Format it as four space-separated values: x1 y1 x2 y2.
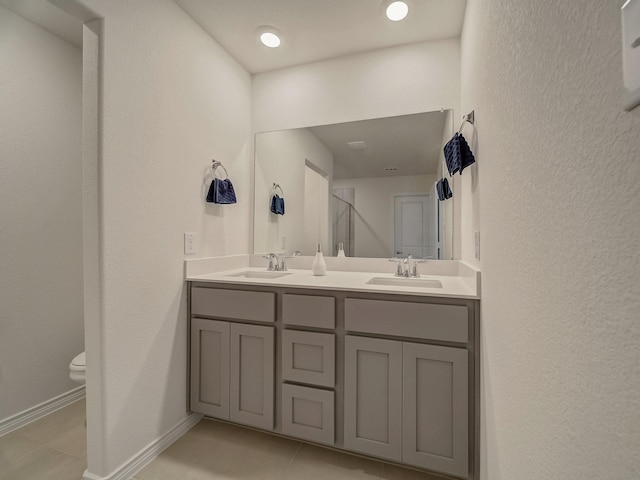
190 318 230 419
229 323 275 430
344 336 402 462
403 343 469 478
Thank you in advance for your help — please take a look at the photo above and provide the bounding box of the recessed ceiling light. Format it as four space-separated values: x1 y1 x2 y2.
385 1 409 21
257 26 282 48
260 32 280 48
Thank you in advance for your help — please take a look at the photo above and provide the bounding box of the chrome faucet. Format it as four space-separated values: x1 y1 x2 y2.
389 257 404 276
264 251 302 271
390 255 412 277
278 250 302 271
389 255 433 277
411 258 432 277
262 253 278 271
404 254 413 277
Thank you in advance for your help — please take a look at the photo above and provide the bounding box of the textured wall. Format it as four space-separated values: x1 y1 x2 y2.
74 0 252 476
0 6 84 421
460 1 640 478
252 38 461 133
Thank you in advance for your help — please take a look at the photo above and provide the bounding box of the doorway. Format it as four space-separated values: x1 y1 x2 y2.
303 164 329 255
393 194 437 259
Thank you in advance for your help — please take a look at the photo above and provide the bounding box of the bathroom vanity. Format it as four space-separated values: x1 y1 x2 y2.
186 262 479 480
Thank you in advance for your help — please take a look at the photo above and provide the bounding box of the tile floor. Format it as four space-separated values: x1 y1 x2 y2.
0 399 87 479
0 400 446 480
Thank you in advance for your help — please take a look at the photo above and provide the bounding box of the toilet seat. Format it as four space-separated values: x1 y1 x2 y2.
69 351 86 385
70 351 86 370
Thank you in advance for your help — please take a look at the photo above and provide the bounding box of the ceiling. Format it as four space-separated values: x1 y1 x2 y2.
309 111 448 180
0 0 467 73
167 0 467 73
0 0 83 47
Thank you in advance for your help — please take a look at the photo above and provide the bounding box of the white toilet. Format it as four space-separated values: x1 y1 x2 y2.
69 351 86 385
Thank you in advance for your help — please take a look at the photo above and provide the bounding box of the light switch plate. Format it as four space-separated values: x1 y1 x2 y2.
622 0 640 110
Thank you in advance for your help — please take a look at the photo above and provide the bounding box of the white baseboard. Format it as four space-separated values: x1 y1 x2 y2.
83 412 203 480
0 385 86 437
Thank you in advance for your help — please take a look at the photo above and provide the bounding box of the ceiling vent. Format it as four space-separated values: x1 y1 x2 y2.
347 141 367 150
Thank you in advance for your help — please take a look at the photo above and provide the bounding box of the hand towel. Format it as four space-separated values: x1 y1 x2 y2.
436 179 445 201
436 178 453 201
444 133 476 176
206 178 237 204
206 179 218 203
442 178 453 199
270 194 285 215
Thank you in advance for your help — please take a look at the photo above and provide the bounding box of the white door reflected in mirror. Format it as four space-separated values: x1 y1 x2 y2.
393 194 437 259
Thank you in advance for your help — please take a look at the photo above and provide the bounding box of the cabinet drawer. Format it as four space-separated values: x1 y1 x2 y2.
191 287 275 323
282 384 334 446
282 330 335 387
344 299 468 343
283 294 335 329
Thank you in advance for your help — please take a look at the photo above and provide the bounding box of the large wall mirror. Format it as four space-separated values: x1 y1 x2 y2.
254 110 455 259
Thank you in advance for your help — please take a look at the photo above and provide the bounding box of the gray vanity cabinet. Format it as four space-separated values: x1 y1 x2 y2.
403 342 469 478
281 383 335 446
229 322 274 430
281 329 335 387
191 320 275 430
344 336 469 477
190 318 230 419
343 297 471 478
344 335 403 461
281 294 336 446
189 282 479 480
190 286 275 431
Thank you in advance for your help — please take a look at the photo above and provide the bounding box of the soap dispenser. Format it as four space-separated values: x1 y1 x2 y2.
312 243 327 276
337 242 346 258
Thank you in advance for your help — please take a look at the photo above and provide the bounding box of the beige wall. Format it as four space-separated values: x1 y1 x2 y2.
254 129 333 255
333 175 436 258
461 1 640 478
0 6 84 422
74 0 252 476
252 38 461 132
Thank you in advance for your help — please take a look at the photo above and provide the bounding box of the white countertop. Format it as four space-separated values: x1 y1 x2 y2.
186 264 480 300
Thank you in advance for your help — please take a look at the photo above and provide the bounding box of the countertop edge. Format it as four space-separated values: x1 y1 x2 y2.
186 268 480 300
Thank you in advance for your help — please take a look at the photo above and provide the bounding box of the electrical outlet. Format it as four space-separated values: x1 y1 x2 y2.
474 231 481 260
184 232 197 255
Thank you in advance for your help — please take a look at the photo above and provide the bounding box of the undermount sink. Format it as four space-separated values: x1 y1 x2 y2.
226 270 293 279
366 277 443 288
